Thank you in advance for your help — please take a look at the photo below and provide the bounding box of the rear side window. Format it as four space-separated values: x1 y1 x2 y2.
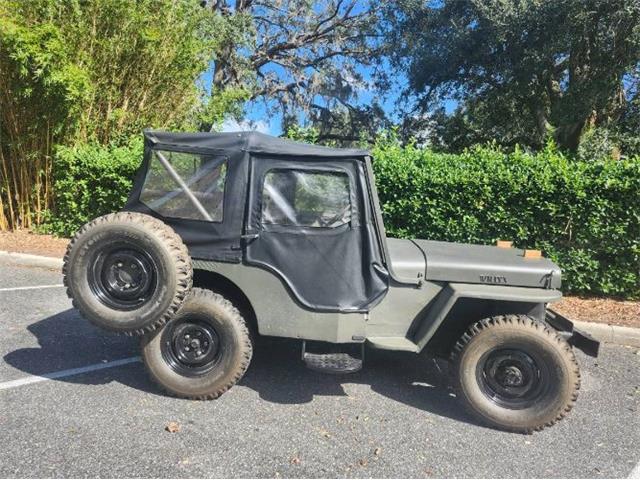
261 169 351 228
140 150 226 222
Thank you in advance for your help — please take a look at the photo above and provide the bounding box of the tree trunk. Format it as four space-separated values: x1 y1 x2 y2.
554 120 586 152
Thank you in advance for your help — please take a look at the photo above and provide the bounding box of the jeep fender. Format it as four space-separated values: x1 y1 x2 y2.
412 283 562 352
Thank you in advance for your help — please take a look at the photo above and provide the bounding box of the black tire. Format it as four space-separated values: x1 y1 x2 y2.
141 288 253 400
451 315 580 433
63 212 192 335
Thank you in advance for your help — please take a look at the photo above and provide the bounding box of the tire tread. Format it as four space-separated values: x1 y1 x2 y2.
450 314 581 433
142 287 253 400
63 212 192 335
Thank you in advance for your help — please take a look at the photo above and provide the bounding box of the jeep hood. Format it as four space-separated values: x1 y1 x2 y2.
386 238 561 289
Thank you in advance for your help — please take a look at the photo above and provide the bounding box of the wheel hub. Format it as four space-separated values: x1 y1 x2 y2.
89 245 157 310
103 252 152 299
162 319 221 376
497 365 525 387
478 348 544 408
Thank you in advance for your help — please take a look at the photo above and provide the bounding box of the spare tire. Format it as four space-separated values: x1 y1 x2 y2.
63 212 193 335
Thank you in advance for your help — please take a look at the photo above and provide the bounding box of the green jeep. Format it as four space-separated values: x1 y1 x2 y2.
63 130 598 433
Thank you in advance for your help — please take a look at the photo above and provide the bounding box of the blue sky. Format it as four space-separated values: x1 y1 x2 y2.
196 0 463 136
200 54 458 136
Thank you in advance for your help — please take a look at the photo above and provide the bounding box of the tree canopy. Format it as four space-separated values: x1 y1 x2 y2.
0 0 243 229
383 0 640 152
209 0 383 141
2 0 640 232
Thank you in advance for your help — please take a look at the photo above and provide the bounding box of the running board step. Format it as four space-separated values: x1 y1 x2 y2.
301 341 364 374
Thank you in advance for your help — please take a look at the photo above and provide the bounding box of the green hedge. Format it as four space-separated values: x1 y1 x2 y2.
372 136 640 299
41 138 143 237
42 135 639 299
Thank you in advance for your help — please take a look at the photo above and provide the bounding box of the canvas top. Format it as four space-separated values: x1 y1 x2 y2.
124 129 386 311
144 130 370 158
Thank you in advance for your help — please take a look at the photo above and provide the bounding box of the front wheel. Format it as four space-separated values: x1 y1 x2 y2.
141 288 253 400
451 315 580 433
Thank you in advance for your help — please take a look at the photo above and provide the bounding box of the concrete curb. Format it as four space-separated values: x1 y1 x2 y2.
574 320 640 348
0 250 63 269
1 250 638 347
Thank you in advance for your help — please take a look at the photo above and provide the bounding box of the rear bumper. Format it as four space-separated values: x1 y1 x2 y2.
546 308 600 357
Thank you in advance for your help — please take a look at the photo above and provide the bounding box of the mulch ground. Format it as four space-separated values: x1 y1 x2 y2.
0 230 637 328
0 229 69 258
552 296 639 329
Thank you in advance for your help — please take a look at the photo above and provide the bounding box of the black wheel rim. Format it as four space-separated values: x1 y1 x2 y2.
161 316 222 377
476 347 547 409
88 242 158 311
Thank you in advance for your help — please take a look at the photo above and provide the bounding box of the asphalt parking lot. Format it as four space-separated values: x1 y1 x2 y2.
0 255 639 478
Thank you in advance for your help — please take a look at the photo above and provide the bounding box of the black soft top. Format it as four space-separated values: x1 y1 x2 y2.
125 129 387 311
144 130 370 159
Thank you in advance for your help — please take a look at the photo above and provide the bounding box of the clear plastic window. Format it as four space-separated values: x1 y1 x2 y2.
140 150 226 222
262 170 351 228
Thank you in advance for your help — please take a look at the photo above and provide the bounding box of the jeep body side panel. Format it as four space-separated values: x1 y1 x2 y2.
366 279 443 337
193 260 366 343
412 283 562 350
366 281 561 352
413 239 562 289
385 238 425 283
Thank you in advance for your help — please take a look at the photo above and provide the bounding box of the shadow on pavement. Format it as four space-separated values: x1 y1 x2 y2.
3 309 154 393
4 309 476 426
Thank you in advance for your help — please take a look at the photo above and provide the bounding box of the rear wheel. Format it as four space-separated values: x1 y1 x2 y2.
451 315 580 433
141 288 253 400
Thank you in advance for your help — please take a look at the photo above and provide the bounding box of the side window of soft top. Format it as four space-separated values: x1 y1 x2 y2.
140 149 227 222
261 169 351 228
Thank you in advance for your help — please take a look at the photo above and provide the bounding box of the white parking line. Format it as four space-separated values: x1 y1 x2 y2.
0 357 141 391
630 460 640 479
0 284 65 292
